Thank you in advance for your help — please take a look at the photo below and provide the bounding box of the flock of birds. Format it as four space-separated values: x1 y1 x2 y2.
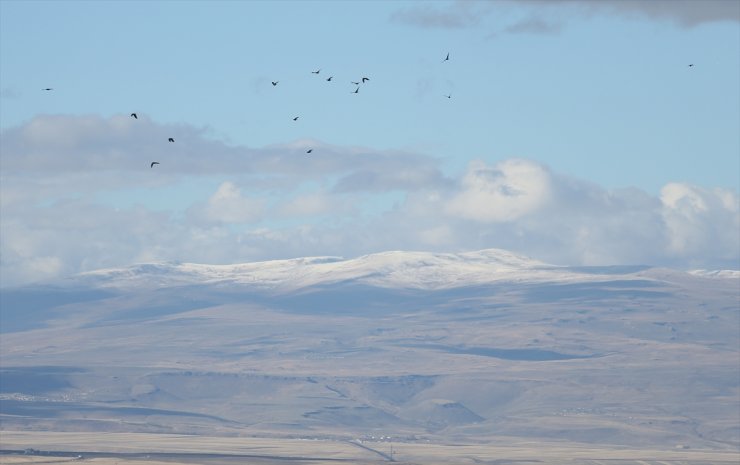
41 52 458 169
275 70 373 126
40 56 695 170
254 55 452 159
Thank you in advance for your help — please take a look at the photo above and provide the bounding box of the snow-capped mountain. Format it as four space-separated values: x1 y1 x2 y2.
64 248 554 291
1 248 738 449
54 248 725 292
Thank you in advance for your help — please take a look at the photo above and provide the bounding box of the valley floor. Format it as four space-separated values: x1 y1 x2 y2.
1 431 738 465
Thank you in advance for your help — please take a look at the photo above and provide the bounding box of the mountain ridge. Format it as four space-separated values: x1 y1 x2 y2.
39 247 734 293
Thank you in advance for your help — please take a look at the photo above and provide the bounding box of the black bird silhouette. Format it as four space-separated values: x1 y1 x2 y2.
444 94 451 99
443 52 450 62
150 162 160 168
351 81 360 85
306 149 313 154
168 138 175 143
272 81 279 86
352 87 359 94
293 116 299 121
326 76 333 81
688 64 694 67
42 88 53 91
312 69 321 74
130 113 138 119
362 77 369 83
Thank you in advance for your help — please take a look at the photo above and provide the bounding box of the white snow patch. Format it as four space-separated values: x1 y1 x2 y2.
688 269 740 280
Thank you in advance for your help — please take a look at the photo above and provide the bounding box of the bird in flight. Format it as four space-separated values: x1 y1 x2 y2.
130 113 138 119
351 81 360 85
362 77 369 83
168 138 175 143
306 149 313 154
293 116 299 121
150 161 160 168
272 81 279 86
312 69 321 74
326 76 333 82
444 94 451 99
42 88 53 91
688 64 694 67
443 52 450 62
352 87 359 94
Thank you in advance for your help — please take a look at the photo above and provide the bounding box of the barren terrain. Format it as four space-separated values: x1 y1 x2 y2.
2 250 738 463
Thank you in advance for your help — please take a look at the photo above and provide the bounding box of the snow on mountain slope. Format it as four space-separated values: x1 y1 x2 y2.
53 248 714 292
688 269 740 280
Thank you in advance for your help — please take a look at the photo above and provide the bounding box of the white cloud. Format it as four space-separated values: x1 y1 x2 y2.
0 202 169 285
277 191 353 218
660 183 740 261
189 181 265 225
384 160 738 268
445 159 551 222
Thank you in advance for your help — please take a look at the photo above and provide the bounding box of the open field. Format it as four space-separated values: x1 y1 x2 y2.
1 432 738 465
2 252 738 459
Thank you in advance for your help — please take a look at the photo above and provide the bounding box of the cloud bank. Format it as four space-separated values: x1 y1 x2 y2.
1 114 738 286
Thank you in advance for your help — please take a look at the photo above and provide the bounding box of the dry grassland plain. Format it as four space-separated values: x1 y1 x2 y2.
1 431 739 465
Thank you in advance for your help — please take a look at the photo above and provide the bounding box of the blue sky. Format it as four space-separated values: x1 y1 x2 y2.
1 0 739 285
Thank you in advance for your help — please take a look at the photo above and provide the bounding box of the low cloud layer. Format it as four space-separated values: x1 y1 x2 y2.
1 114 738 286
1 114 447 186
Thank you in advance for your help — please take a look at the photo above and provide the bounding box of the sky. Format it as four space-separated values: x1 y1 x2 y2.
1 0 739 286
